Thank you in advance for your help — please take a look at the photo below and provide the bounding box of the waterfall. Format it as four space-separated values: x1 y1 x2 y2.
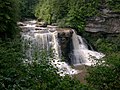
19 20 104 76
70 30 105 66
20 20 78 76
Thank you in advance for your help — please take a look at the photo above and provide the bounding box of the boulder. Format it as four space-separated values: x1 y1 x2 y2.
36 22 48 27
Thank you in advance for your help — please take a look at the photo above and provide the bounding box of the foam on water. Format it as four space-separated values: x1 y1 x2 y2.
21 20 79 76
20 20 105 76
70 30 105 66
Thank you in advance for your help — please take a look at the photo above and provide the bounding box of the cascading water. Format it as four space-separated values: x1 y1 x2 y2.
70 30 105 66
20 20 78 76
19 20 104 76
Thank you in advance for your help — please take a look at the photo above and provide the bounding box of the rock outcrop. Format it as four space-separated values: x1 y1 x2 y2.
57 28 73 62
85 9 120 33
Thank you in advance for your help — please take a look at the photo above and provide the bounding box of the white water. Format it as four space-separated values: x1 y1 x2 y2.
20 20 105 76
21 20 78 76
70 30 105 66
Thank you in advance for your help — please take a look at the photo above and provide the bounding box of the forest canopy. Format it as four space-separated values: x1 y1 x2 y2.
1 0 119 39
35 0 120 32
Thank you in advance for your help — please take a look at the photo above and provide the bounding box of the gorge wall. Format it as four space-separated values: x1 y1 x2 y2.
85 9 120 34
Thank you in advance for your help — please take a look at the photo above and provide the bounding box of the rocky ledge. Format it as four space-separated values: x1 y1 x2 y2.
85 9 120 33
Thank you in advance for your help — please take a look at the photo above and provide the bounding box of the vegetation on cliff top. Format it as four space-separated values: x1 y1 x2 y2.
35 0 120 33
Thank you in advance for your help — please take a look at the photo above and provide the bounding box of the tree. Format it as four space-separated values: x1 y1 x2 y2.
0 37 91 90
0 0 20 39
35 0 55 24
19 0 39 18
86 32 120 90
87 53 120 90
35 0 99 32
66 0 99 32
107 0 120 12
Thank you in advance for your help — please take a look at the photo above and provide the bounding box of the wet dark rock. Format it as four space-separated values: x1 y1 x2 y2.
57 28 73 62
17 22 26 26
21 28 30 32
51 23 58 26
37 18 43 22
36 22 48 27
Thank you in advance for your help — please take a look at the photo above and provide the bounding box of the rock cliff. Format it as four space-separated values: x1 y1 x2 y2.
85 9 120 33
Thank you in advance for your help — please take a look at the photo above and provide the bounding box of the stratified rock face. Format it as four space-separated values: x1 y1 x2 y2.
85 9 120 33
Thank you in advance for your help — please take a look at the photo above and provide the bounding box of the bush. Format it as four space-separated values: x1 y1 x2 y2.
0 37 91 90
0 0 20 39
107 0 120 12
87 53 120 90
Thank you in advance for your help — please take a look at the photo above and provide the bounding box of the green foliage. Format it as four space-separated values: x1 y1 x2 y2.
90 35 119 56
107 0 120 12
95 39 117 52
0 0 20 39
66 0 99 32
0 38 24 89
35 0 100 32
35 0 120 33
19 0 39 18
85 33 120 90
87 53 120 90
35 0 53 24
84 33 120 53
0 37 90 90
